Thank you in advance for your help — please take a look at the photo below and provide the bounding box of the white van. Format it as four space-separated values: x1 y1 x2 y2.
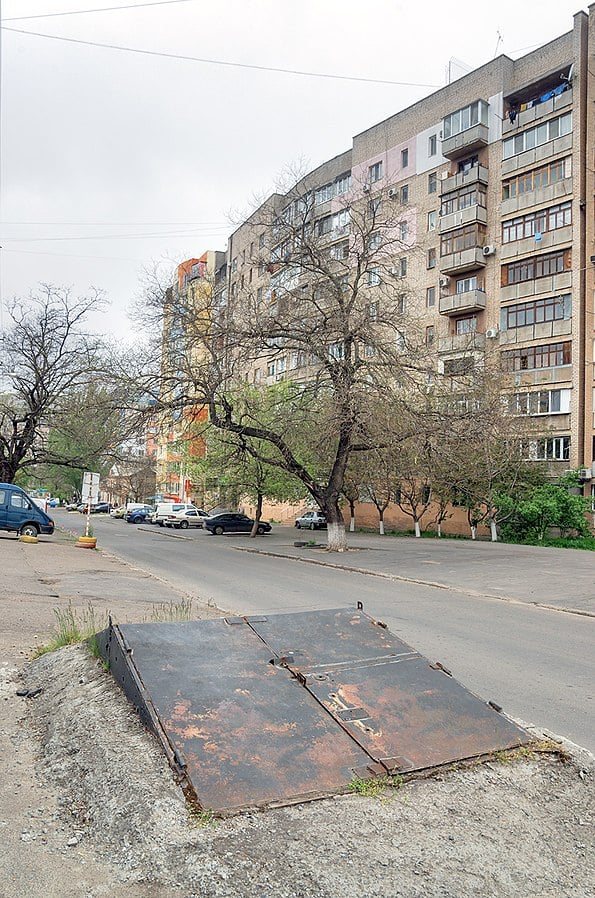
151 502 198 526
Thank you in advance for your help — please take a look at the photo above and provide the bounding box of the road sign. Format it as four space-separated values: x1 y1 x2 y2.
82 472 100 505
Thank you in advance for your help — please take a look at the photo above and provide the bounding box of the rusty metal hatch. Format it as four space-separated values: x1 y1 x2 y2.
96 606 531 814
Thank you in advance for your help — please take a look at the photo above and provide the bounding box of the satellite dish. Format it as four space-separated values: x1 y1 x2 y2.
561 63 574 82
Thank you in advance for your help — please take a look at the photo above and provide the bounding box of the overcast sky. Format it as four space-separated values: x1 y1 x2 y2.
1 0 587 341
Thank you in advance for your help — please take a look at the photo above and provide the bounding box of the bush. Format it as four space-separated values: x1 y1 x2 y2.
497 481 590 543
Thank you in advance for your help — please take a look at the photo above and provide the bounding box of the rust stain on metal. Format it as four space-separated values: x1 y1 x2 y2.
97 608 532 814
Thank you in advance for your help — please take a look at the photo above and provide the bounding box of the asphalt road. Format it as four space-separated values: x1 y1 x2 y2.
59 511 594 752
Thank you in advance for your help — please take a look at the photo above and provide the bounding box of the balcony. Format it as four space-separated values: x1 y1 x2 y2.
439 289 486 316
438 333 486 354
441 124 489 160
440 164 488 195
439 204 487 233
502 87 572 135
440 247 487 275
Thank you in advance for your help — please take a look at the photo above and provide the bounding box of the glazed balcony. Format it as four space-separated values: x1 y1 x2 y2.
440 164 488 195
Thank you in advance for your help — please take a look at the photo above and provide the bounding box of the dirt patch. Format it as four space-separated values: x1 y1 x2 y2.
6 644 592 898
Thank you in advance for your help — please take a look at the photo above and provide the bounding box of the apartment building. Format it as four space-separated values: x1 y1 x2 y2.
220 9 595 510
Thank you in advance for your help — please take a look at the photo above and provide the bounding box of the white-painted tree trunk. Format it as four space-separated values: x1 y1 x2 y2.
326 520 347 552
379 520 384 535
437 522 442 538
349 515 355 532
414 521 421 538
490 519 498 542
471 525 477 540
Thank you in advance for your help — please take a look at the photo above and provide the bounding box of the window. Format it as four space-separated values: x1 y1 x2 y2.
400 184 409 204
427 247 436 269
456 275 478 294
507 388 569 416
428 172 438 194
368 301 378 321
231 257 238 272
502 249 569 285
455 316 477 334
440 224 485 256
399 221 408 242
315 182 334 204
328 341 345 360
332 208 350 231
259 233 265 248
502 159 568 200
399 257 408 277
501 294 571 330
502 201 572 243
428 134 437 157
425 325 435 345
330 241 349 260
316 215 332 237
443 100 488 138
367 266 381 286
256 287 263 302
428 211 437 231
502 112 572 159
426 286 435 307
267 362 276 377
10 493 30 509
501 341 571 372
369 161 383 182
335 172 352 195
443 357 474 376
248 268 253 284
401 148 409 168
397 294 406 314
441 186 487 216
368 197 381 216
524 436 570 461
369 232 382 251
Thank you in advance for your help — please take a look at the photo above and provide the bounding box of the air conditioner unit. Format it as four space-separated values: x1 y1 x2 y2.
486 327 499 339
577 468 591 481
388 187 397 198
482 244 496 257
362 183 371 193
439 276 450 287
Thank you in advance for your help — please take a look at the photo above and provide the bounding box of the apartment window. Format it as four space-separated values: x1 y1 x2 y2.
329 341 345 360
508 388 570 416
441 186 486 216
501 294 571 330
502 202 572 244
440 224 485 256
456 275 478 294
455 316 477 334
443 357 473 376
332 208 350 231
259 233 265 248
315 182 334 204
398 257 408 277
316 215 332 237
256 287 263 303
368 301 379 321
369 232 382 251
396 331 406 352
330 240 349 260
428 134 437 157
364 344 377 358
524 436 570 461
427 247 437 269
503 112 572 160
428 172 438 194
401 148 409 168
400 184 409 204
335 172 352 195
241 250 246 263
399 221 408 242
276 356 286 374
426 286 435 307
502 159 568 200
249 242 254 257
502 249 569 285
425 325 435 345
267 362 276 377
397 294 406 314
428 211 437 231
248 268 253 284
501 341 571 372
443 100 488 138
368 266 381 286
368 197 382 216
231 257 238 272
369 161 383 182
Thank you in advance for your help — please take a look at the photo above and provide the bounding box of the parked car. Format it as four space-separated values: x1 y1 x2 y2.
204 513 272 535
152 502 199 526
91 502 112 514
125 506 154 524
0 482 55 537
294 510 327 530
110 505 127 518
164 508 210 529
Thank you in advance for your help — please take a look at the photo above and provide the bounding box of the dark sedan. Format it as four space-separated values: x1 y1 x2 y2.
125 506 154 524
204 513 272 535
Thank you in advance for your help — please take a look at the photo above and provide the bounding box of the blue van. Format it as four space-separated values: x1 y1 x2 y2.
0 483 55 537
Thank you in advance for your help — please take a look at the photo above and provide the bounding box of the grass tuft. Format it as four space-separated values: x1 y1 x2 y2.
348 773 403 798
147 598 195 622
188 807 216 827
32 602 110 658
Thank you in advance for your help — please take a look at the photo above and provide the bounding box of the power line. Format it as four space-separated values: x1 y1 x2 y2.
4 247 141 261
5 0 196 22
1 219 228 225
1 226 230 242
2 26 441 88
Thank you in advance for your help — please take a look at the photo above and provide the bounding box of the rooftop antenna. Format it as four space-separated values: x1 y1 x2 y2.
494 29 503 59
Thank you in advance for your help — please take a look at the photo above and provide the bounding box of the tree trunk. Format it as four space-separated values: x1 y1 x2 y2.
349 500 355 532
379 513 384 536
437 522 442 538
414 520 421 538
324 499 347 552
490 519 498 542
250 491 263 538
471 525 477 540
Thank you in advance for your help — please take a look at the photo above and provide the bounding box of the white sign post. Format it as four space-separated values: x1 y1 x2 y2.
82 472 100 538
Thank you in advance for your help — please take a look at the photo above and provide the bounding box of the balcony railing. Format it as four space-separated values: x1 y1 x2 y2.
441 124 489 160
439 289 487 316
438 333 486 354
439 247 487 275
439 204 487 233
440 164 488 195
